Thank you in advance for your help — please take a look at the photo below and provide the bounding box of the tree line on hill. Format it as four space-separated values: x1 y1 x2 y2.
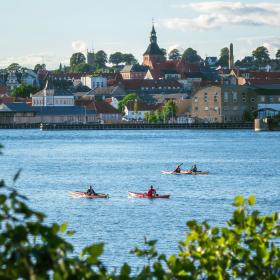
2 45 280 76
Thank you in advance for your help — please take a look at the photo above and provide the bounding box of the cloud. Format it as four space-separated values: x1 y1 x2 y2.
162 2 280 30
263 37 280 56
0 53 69 70
71 40 87 53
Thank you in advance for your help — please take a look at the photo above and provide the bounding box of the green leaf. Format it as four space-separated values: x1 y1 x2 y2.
120 263 131 277
248 195 256 206
233 196 244 207
60 223 67 233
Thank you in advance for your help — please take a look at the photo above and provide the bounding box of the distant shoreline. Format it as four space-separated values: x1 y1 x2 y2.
0 122 253 130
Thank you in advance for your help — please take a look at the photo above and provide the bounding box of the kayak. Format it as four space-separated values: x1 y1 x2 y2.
128 191 170 199
69 191 109 199
161 170 209 175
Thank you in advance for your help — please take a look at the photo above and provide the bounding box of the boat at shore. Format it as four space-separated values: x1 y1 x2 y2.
69 191 109 199
161 170 209 175
128 191 170 199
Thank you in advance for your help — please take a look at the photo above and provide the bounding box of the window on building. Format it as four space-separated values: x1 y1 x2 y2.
269 97 274 102
194 97 198 102
214 94 218 102
251 98 255 102
214 106 219 112
233 106 238 111
242 94 246 102
224 92 228 102
260 96 265 102
233 92 237 102
204 106 209 111
204 93 208 102
195 107 198 111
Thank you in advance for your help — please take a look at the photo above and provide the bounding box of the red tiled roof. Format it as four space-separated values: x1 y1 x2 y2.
0 85 8 95
0 96 15 104
94 101 121 114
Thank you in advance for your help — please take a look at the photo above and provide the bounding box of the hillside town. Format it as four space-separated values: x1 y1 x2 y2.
1 25 280 126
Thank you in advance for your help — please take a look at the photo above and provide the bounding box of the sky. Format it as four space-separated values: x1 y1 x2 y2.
0 0 280 69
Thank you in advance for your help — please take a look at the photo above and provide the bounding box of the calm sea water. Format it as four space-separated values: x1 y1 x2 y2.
1 129 280 270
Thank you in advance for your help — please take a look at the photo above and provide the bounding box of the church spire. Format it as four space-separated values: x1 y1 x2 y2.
150 24 157 44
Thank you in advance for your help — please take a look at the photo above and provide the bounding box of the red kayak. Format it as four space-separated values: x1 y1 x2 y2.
69 191 109 199
128 191 170 199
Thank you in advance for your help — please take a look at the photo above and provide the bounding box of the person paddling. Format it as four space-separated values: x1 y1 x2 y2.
174 163 182 173
87 185 96 195
190 164 197 172
147 185 156 197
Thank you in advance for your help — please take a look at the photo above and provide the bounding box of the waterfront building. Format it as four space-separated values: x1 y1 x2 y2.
0 102 35 124
75 98 122 123
32 80 75 106
81 75 107 89
191 85 257 123
124 100 161 121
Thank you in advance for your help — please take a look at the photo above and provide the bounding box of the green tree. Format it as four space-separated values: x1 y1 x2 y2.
95 50 108 68
182 48 201 63
144 111 158 123
122 53 137 65
252 46 270 66
7 63 22 72
162 100 177 122
219 47 229 67
276 49 280 60
34 64 46 73
161 48 167 59
11 84 38 98
168 49 181 60
109 52 124 66
243 110 254 122
118 93 138 112
70 52 86 69
73 62 93 73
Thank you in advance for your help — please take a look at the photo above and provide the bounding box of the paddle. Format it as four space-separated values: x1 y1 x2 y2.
173 163 183 173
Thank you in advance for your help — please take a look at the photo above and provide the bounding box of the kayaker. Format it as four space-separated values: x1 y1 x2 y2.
87 185 96 195
191 164 197 172
147 185 156 197
174 165 181 173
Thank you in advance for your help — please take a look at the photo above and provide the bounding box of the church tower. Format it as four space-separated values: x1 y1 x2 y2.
143 24 165 68
87 49 95 66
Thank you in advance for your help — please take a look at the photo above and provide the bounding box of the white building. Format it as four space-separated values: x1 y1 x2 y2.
81 75 107 89
32 80 74 107
124 100 160 121
6 71 19 90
